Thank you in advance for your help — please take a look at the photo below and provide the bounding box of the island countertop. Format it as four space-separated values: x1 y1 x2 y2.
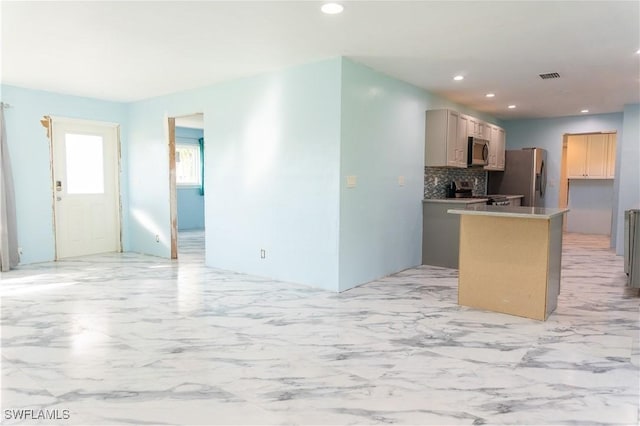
448 204 569 219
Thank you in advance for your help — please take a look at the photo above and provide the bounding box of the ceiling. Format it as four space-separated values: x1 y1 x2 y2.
2 1 639 119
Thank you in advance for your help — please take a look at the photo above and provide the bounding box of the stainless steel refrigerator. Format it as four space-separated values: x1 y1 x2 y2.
487 148 547 207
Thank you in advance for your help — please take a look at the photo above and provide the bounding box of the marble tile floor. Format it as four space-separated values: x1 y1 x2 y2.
1 231 638 425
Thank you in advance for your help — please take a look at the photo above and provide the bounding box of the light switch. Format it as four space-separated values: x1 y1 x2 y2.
398 176 405 186
346 175 357 188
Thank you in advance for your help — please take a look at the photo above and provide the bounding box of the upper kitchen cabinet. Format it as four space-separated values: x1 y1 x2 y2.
485 125 506 171
567 133 615 179
467 116 491 140
496 127 506 170
606 133 617 178
425 109 468 168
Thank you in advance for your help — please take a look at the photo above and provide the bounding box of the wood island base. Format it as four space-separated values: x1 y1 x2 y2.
449 206 567 321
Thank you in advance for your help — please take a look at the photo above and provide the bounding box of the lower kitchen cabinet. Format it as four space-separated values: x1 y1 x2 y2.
422 199 486 268
507 196 523 206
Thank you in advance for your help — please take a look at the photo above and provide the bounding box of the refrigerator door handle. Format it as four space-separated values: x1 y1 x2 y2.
539 160 546 197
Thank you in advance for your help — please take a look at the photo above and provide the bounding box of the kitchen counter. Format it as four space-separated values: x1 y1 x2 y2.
490 194 524 201
423 198 487 204
446 205 568 321
424 194 524 205
448 205 568 219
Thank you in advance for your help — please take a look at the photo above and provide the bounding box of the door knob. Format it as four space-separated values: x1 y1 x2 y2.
56 196 62 201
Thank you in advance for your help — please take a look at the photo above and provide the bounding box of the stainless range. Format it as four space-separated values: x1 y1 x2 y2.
487 196 509 206
449 180 510 205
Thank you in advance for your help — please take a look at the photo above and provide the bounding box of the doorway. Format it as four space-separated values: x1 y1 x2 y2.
168 114 205 260
559 131 617 241
50 117 122 259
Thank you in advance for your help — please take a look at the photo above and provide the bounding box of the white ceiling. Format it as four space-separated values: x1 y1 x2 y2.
2 1 639 119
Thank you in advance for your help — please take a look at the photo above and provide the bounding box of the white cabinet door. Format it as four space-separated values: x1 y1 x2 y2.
567 135 588 178
466 116 475 137
457 114 469 167
425 109 467 168
606 133 617 178
446 110 460 167
481 122 491 140
484 125 505 171
496 127 506 170
468 118 491 140
485 126 497 170
586 134 607 178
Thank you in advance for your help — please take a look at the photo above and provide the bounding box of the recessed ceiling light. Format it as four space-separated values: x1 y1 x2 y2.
321 3 344 14
581 109 589 113
485 93 495 98
508 105 516 109
453 75 464 81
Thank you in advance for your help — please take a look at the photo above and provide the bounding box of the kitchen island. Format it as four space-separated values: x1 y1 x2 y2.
448 205 568 321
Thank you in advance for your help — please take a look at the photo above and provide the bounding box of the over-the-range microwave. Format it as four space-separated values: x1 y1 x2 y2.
468 137 489 166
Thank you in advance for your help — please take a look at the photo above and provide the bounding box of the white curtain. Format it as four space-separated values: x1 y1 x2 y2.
0 105 20 271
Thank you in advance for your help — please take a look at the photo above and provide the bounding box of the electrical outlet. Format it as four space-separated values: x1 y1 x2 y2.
155 234 160 243
434 177 438 186
398 175 405 186
260 249 266 259
346 175 357 188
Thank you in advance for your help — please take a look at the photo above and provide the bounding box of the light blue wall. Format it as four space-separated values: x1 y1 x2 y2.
567 180 614 235
502 113 625 249
617 104 640 253
127 102 172 257
203 59 342 290
124 59 343 289
337 58 498 291
176 126 204 231
125 87 211 257
0 85 128 264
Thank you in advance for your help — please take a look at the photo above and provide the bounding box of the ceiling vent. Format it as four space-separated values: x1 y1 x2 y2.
539 72 560 79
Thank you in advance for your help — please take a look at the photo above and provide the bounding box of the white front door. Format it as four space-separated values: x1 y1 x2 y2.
51 119 121 259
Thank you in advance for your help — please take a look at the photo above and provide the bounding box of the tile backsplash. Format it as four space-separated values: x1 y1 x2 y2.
424 167 487 199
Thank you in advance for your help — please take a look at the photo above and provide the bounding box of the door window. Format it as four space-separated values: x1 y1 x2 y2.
65 133 104 194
